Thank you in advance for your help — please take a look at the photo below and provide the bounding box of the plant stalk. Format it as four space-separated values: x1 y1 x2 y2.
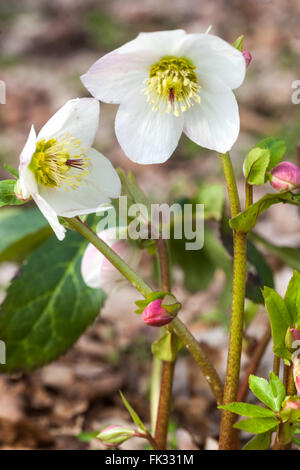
219 153 247 450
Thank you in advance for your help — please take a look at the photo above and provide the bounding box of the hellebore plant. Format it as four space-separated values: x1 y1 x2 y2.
1 28 300 452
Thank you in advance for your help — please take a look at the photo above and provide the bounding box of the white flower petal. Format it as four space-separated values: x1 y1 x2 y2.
19 125 36 173
39 148 121 217
115 90 184 164
183 87 240 153
37 98 100 147
81 51 151 104
32 193 66 240
126 29 186 56
81 243 104 289
81 30 187 104
179 33 246 90
20 167 38 200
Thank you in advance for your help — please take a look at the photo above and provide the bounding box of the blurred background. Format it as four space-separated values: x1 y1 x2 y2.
0 0 299 450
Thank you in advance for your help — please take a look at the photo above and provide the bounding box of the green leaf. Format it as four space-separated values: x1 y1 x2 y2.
263 287 292 360
151 331 184 362
0 208 53 262
285 270 300 324
234 417 278 434
249 375 277 411
243 431 272 450
0 232 106 371
119 391 147 433
269 372 286 411
230 192 300 232
0 180 25 207
195 183 225 221
243 148 270 185
3 164 19 179
219 402 275 418
255 137 286 170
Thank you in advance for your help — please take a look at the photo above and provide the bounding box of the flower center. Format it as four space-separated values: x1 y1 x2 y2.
29 135 89 190
143 56 201 117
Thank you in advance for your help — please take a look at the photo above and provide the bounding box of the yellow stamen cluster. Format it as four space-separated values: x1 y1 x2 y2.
144 56 201 116
29 134 89 190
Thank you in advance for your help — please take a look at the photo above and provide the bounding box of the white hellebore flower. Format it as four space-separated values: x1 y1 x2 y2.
18 98 121 240
81 226 141 292
81 30 246 164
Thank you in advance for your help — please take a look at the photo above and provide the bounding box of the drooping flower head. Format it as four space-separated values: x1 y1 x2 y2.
81 30 246 164
81 226 141 292
17 98 121 240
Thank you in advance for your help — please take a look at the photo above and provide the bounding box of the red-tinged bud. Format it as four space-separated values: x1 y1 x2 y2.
293 357 300 395
97 425 135 447
290 328 300 342
286 327 300 351
280 396 300 423
270 161 300 191
284 399 300 410
242 50 252 67
142 299 173 327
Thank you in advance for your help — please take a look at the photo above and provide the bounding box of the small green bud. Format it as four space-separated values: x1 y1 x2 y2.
97 425 135 447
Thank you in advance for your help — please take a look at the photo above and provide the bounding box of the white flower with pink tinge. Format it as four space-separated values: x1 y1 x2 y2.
81 30 246 164
81 227 141 292
17 98 121 240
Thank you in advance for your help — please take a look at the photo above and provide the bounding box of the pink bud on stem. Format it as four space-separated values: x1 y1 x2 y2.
270 161 300 191
142 299 173 327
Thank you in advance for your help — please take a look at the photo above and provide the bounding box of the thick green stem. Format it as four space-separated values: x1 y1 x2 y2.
273 355 281 376
65 216 222 405
219 153 247 450
154 360 175 449
220 152 241 218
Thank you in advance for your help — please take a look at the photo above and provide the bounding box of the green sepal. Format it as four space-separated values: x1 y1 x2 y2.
232 35 244 51
151 331 184 362
135 291 168 314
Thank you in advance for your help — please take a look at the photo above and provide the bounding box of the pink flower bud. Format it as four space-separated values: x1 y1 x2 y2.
97 424 135 447
293 357 300 395
270 161 300 191
242 50 252 67
290 328 300 342
284 399 300 410
142 299 173 327
81 226 140 292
